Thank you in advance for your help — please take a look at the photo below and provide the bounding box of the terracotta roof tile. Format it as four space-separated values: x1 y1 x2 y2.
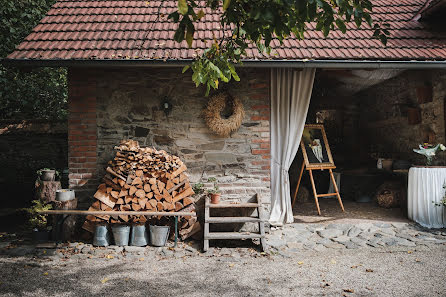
6 0 446 61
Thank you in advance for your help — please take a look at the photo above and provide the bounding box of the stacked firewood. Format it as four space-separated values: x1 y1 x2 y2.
83 140 197 239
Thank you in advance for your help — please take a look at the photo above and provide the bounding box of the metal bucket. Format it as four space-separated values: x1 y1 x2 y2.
130 225 149 247
149 225 170 247
55 189 75 202
112 225 131 246
93 225 110 247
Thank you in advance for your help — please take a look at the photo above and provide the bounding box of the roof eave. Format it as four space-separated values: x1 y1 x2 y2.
2 58 446 69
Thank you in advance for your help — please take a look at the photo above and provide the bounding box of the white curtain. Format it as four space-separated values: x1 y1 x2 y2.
408 167 446 228
269 68 315 226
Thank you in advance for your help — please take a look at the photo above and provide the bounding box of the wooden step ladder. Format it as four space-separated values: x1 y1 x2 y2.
203 193 266 252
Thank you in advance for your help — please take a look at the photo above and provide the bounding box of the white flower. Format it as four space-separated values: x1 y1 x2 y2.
440 144 446 151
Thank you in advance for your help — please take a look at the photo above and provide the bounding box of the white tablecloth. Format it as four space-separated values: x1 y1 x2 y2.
408 167 446 228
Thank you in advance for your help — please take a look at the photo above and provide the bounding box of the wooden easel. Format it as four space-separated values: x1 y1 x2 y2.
292 162 344 216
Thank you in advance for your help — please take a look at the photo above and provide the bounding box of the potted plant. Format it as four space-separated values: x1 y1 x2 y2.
413 143 446 166
37 168 60 181
207 177 221 204
22 200 53 241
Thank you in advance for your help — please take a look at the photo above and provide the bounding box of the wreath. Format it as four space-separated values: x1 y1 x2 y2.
203 93 245 137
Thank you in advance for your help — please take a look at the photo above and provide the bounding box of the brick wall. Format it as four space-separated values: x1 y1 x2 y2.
67 69 98 204
67 67 271 206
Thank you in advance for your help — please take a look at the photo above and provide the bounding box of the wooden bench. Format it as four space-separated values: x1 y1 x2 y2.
39 210 195 247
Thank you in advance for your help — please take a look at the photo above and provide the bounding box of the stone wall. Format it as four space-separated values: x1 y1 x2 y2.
0 120 67 208
358 69 446 165
68 67 271 206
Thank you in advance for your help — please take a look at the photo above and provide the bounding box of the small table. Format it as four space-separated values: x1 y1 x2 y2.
408 167 446 228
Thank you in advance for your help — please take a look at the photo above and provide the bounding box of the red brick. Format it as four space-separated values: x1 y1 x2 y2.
262 155 271 159
261 165 271 170
251 139 270 143
260 143 270 149
249 93 267 100
251 116 269 121
250 83 268 89
251 160 270 165
252 104 269 110
252 149 269 155
262 177 271 182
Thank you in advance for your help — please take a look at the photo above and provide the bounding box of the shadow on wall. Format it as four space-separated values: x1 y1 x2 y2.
0 120 68 209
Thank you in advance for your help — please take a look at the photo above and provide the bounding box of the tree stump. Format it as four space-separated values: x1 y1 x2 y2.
35 180 61 203
52 198 78 241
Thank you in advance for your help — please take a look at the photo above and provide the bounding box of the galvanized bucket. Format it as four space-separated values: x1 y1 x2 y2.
112 225 131 246
93 225 110 247
149 225 170 247
130 225 149 247
55 189 75 202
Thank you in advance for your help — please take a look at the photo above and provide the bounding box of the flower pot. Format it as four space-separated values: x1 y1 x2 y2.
149 225 170 247
93 225 110 247
210 193 221 204
130 224 149 247
382 159 393 171
55 189 75 202
112 225 131 246
40 170 56 181
32 230 51 242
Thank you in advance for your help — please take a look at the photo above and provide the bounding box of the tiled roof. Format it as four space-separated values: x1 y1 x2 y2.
6 0 446 62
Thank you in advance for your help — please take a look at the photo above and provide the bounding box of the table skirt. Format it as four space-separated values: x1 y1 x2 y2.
408 167 446 228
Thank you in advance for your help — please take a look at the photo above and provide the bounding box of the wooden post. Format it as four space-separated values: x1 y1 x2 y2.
308 169 321 215
292 162 306 207
329 168 345 212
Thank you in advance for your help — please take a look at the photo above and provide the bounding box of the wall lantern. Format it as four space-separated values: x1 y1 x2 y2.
161 97 173 117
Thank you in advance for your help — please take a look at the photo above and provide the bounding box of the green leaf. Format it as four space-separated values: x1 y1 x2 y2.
186 28 194 47
197 9 205 19
335 19 346 33
178 0 188 15
223 0 231 11
182 65 190 73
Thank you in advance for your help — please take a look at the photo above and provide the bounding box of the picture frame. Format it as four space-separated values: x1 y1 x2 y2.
300 124 335 169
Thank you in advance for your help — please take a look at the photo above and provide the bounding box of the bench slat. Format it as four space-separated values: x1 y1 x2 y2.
38 210 195 216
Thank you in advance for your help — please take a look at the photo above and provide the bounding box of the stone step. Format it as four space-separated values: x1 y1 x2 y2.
207 217 262 223
205 232 264 240
207 203 260 208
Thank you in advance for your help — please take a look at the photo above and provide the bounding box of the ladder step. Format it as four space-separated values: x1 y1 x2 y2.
317 193 338 198
206 232 264 240
207 203 260 208
207 217 262 223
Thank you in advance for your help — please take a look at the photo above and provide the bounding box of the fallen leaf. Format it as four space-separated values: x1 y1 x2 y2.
343 288 354 293
407 250 413 254
415 258 420 262
350 265 358 269
139 258 145 261
229 263 235 267
43 272 48 276
101 278 109 284
106 254 114 259
297 261 304 265
366 269 374 272
330 259 336 264
124 278 130 282
43 250 46 254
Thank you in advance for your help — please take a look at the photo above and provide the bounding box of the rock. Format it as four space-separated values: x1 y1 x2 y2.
391 222 408 229
303 241 317 250
286 231 313 243
290 224 308 231
81 247 94 254
0 242 11 249
314 244 327 252
381 237 397 246
318 229 343 239
394 237 416 247
184 245 197 253
109 246 124 254
379 228 396 237
220 248 232 256
306 224 325 232
356 223 373 231
347 227 362 237
332 235 350 243
341 241 359 249
374 222 392 228
350 237 367 247
326 224 351 232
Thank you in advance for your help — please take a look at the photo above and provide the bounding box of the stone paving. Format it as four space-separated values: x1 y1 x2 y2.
0 221 445 261
266 221 446 256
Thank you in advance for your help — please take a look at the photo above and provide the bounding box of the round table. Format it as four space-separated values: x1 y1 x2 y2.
408 167 446 228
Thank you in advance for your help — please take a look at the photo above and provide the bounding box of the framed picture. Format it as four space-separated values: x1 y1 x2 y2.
300 124 335 169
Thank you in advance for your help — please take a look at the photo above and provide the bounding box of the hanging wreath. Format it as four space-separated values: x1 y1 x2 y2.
203 93 245 137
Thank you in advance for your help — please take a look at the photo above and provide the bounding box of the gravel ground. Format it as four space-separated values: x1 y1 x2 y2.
0 244 445 297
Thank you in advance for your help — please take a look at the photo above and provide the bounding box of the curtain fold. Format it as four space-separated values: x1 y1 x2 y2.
269 68 316 226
